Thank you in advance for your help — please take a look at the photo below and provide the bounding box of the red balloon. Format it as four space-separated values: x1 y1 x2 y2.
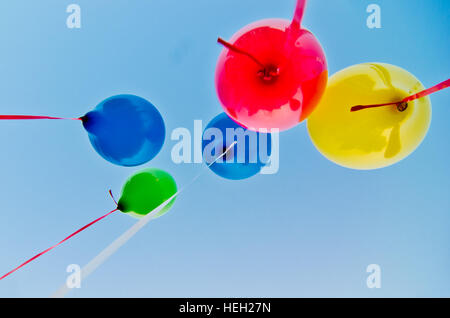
215 1 327 131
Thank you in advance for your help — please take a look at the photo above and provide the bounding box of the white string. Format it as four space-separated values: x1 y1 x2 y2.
51 142 236 298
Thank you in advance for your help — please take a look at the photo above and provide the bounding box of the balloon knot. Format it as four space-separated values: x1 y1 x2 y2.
257 65 280 83
397 102 408 112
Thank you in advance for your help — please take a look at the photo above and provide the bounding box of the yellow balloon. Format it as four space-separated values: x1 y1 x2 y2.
307 63 431 170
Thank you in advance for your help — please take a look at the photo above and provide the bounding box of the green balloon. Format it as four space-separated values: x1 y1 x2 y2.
118 168 177 219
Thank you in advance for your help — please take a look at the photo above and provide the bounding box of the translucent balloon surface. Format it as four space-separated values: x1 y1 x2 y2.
216 19 327 131
82 95 165 167
118 168 177 218
202 113 272 180
307 63 432 170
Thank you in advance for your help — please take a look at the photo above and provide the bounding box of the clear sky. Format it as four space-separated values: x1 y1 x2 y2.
0 0 448 297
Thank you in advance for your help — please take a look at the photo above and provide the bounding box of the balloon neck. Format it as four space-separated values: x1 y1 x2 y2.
116 199 128 213
396 102 408 112
257 65 280 83
109 189 126 212
217 37 280 83
81 111 102 134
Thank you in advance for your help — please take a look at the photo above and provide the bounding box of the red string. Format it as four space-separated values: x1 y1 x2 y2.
0 115 81 120
109 190 118 206
217 37 280 80
292 0 307 28
217 37 266 69
351 78 450 112
403 78 450 103
0 208 118 281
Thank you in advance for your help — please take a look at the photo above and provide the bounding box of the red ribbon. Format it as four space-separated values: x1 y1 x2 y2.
0 115 81 120
351 78 450 112
0 209 118 281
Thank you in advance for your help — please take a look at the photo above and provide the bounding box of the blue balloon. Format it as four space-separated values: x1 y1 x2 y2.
82 95 165 167
202 113 272 180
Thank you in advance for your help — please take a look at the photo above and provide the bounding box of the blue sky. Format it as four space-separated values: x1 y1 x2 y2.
0 0 448 297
